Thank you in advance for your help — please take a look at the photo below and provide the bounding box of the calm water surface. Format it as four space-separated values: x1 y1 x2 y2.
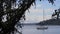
17 25 60 34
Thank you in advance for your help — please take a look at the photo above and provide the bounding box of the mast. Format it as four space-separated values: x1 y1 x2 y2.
43 8 44 24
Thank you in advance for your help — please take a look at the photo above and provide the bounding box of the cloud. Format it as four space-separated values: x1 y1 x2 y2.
26 7 54 16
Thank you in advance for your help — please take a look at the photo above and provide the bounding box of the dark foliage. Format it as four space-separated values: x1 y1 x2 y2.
52 8 60 19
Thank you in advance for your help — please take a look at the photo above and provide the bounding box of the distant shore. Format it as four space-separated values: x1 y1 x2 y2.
37 19 60 25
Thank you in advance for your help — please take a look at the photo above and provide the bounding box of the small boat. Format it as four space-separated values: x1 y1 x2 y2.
37 26 48 30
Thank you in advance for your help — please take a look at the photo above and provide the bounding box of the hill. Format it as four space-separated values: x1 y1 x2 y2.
37 19 60 25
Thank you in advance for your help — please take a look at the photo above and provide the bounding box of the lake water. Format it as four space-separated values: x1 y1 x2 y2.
17 25 60 34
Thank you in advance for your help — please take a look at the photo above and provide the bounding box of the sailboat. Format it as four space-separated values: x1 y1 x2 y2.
37 8 48 30
37 26 48 30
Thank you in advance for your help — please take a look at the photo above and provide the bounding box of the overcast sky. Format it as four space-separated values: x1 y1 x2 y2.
21 0 60 23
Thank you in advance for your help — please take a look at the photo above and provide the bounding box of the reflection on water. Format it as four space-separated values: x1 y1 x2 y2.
16 25 60 34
